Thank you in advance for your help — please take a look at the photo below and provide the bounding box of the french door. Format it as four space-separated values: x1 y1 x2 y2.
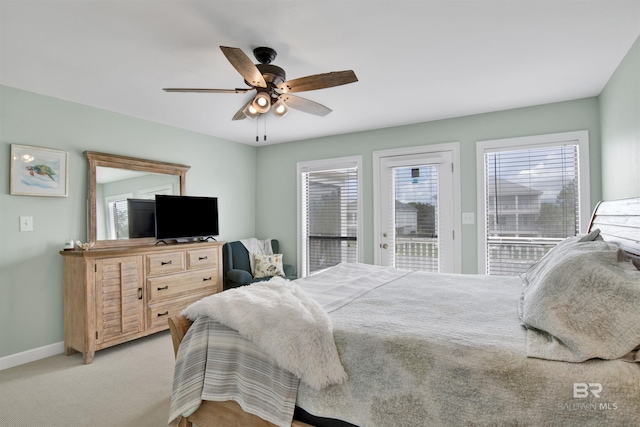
375 147 457 273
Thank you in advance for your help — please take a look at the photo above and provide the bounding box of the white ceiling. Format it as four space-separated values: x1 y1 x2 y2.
2 1 639 146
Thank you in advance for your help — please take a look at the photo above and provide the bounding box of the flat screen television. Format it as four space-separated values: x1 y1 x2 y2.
154 194 219 241
127 199 156 238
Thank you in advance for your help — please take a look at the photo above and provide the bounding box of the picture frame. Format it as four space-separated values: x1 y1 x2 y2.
10 144 69 197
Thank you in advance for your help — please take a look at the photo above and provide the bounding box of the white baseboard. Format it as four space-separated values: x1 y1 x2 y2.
0 341 64 371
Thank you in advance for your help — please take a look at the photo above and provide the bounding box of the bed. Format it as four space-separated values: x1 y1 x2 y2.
168 197 640 427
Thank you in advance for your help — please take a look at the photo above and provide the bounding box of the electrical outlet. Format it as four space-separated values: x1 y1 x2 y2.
20 216 33 232
462 212 475 225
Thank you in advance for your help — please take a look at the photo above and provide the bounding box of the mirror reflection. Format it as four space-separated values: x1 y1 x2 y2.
95 167 180 240
86 151 189 249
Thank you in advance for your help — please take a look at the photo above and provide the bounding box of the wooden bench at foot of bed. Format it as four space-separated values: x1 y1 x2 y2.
168 315 314 427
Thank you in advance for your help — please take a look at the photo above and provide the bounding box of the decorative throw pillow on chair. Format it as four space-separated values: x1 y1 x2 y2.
253 254 285 278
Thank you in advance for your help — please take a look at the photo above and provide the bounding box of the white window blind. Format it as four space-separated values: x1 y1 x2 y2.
484 144 581 275
300 163 359 276
111 199 130 239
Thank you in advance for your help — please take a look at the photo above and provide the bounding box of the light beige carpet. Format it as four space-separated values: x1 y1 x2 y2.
0 331 176 427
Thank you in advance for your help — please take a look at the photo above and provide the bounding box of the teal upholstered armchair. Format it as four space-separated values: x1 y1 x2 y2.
223 239 297 290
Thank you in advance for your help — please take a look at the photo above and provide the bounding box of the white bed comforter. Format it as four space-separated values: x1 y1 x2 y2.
296 263 640 427
170 263 640 427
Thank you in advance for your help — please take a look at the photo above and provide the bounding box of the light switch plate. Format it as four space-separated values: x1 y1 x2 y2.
20 216 33 232
462 212 475 225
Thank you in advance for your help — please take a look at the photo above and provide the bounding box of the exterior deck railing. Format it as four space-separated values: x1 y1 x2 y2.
395 236 562 275
395 236 439 272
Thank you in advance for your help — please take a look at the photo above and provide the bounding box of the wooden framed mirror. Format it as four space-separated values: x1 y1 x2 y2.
86 151 190 249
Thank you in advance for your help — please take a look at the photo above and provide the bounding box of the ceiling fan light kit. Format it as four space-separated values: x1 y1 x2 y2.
163 45 358 133
273 99 290 118
242 103 259 120
251 91 272 113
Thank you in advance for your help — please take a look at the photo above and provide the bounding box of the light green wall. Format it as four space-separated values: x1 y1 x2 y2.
5 33 640 360
600 36 640 200
255 98 602 275
0 86 257 358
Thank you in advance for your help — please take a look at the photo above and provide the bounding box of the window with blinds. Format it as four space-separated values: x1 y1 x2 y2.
111 199 130 239
299 158 361 277
483 144 582 275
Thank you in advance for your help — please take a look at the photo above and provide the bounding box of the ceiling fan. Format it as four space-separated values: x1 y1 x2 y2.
163 46 358 121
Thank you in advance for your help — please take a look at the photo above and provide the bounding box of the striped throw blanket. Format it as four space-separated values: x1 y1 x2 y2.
168 317 299 427
169 277 347 427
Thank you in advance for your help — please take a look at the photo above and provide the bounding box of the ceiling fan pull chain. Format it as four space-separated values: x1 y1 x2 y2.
256 116 259 142
264 114 267 142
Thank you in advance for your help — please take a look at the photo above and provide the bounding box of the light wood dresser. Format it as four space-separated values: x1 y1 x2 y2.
60 241 224 364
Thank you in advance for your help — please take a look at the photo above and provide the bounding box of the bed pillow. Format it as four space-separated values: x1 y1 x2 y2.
520 229 602 287
253 253 285 279
521 240 640 362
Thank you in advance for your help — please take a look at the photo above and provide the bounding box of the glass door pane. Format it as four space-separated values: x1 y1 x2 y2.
393 165 440 272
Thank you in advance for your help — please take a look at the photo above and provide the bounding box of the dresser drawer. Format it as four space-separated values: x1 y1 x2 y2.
187 247 219 270
146 251 185 276
147 294 207 329
147 267 218 302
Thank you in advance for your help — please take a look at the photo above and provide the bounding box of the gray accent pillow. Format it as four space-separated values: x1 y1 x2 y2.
521 240 640 362
520 229 602 287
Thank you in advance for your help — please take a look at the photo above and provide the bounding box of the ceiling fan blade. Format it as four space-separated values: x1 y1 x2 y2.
220 46 267 88
279 94 332 116
232 100 252 121
163 88 252 94
277 70 357 93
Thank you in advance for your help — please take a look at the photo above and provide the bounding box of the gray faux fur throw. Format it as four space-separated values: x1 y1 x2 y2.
182 277 347 390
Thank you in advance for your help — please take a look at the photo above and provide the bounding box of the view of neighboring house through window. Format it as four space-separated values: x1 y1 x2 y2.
477 131 590 275
298 156 362 277
393 165 440 272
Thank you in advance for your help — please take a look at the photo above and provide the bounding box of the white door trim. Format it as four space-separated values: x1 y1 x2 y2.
373 142 461 272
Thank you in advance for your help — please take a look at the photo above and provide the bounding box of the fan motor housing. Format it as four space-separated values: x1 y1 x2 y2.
256 64 286 85
249 47 285 87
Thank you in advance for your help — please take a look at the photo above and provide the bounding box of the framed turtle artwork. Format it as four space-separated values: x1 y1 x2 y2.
10 144 68 197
